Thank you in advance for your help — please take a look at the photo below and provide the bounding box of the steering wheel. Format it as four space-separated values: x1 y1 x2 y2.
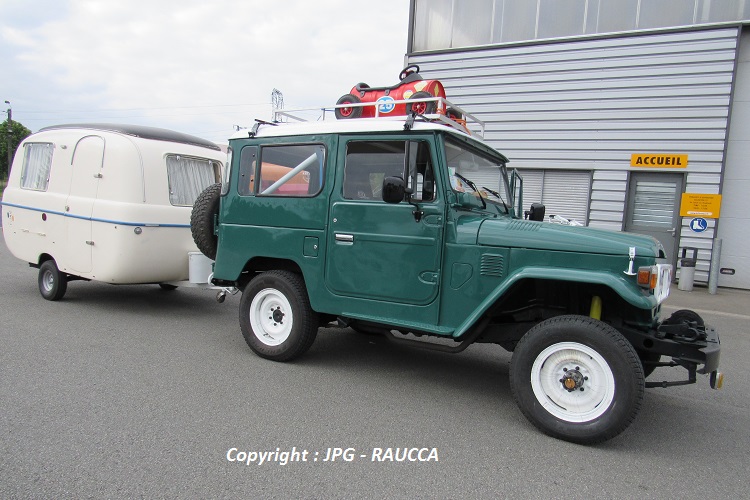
399 65 420 80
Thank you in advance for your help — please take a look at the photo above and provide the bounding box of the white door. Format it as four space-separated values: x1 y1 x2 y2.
64 136 104 273
717 31 750 289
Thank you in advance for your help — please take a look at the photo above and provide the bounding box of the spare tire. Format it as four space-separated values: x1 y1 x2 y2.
191 182 221 260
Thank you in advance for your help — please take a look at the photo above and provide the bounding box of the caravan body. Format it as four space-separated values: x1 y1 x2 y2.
1 124 223 298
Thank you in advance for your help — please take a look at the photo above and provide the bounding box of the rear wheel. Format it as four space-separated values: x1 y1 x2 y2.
510 315 644 444
239 271 318 361
335 94 362 119
38 260 67 301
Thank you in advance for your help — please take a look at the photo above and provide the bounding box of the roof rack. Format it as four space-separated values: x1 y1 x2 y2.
272 97 486 139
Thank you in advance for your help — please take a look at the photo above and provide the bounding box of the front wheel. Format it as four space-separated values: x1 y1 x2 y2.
509 315 644 444
38 260 68 301
239 271 318 361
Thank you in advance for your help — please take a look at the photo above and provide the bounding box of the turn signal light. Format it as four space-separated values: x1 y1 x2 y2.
636 266 659 290
637 267 652 287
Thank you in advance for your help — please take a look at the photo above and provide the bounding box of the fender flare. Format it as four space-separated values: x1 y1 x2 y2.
452 266 657 338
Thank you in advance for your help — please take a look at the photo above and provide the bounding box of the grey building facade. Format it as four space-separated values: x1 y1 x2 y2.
406 0 750 289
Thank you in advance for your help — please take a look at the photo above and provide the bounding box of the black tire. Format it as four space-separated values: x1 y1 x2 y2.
159 284 178 291
335 94 362 119
446 107 463 120
191 182 221 260
239 271 318 361
509 315 645 444
406 91 436 116
38 260 67 301
663 309 704 327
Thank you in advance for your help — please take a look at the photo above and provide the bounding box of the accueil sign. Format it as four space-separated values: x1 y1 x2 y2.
630 154 688 168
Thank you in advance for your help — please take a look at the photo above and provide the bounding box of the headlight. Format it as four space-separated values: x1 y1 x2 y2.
637 264 672 303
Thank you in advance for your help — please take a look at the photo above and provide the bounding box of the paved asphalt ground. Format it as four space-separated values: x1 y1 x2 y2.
1 239 749 499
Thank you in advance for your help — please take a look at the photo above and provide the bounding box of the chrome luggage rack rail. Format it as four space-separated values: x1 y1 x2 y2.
272 97 486 138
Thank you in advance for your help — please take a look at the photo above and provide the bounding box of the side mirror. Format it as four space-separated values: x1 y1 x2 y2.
524 203 545 221
382 176 406 204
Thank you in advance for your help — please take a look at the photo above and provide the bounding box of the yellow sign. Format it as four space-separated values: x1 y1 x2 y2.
680 193 722 218
631 154 688 168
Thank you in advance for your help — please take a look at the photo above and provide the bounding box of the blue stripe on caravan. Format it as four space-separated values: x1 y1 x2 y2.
0 201 191 228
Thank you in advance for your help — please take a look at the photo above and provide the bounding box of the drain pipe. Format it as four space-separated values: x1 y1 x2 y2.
708 238 722 295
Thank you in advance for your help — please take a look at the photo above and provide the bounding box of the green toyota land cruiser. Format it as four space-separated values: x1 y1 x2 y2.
192 111 721 444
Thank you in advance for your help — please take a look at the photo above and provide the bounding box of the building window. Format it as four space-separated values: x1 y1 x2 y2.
20 143 54 191
166 155 220 206
537 0 587 39
499 0 538 43
411 0 750 51
596 0 639 33
453 0 494 47
412 0 453 51
638 0 696 29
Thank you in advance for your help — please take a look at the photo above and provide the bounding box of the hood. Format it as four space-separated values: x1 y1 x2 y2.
477 219 664 258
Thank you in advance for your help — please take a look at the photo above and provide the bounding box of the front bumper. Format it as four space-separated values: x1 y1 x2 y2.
621 319 721 388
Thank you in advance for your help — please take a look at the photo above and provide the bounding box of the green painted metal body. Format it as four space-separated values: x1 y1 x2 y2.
214 126 665 339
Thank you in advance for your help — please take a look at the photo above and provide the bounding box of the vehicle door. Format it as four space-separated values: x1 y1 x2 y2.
326 137 445 308
65 135 104 273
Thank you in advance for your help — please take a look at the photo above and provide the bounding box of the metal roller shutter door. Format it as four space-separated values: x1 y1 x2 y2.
518 169 591 223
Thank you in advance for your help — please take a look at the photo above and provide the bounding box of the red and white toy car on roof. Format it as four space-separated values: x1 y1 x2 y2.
335 65 453 119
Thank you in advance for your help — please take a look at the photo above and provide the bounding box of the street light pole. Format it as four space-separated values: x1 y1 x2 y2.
4 100 11 183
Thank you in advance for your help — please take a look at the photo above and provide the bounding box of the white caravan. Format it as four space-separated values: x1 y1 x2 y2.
1 123 224 300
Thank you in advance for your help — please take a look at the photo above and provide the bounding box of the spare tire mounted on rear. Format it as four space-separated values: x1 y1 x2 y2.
191 182 221 260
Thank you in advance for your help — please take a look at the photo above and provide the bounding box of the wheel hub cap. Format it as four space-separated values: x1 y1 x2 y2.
271 307 285 324
561 367 586 392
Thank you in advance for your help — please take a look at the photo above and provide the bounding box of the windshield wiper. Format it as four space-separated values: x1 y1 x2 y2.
454 173 486 209
482 185 509 213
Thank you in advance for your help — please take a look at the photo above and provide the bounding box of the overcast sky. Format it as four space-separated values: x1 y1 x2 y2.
1 0 411 144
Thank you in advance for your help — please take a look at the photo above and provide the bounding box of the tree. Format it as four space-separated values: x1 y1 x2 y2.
1 119 32 181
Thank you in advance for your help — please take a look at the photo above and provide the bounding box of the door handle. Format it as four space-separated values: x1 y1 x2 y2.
669 228 676 236
335 233 354 243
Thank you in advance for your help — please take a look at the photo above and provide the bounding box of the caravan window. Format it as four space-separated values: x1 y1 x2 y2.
20 143 54 191
166 155 220 206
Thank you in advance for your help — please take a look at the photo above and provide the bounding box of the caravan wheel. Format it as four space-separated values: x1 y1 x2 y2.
38 260 67 301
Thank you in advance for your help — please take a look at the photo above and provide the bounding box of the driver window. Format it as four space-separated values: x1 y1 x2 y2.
343 141 406 200
343 140 434 202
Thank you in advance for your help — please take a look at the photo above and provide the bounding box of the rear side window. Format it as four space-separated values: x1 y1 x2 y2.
20 143 54 191
166 155 220 206
255 144 325 197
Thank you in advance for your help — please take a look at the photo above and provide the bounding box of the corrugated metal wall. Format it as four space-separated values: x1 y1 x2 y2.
408 26 739 283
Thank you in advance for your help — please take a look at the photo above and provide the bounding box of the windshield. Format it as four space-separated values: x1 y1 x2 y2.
444 137 512 213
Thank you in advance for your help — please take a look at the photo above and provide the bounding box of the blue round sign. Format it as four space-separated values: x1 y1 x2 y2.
689 217 708 233
376 96 395 114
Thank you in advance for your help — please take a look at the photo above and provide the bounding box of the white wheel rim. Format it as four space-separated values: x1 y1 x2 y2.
530 342 615 423
249 288 293 346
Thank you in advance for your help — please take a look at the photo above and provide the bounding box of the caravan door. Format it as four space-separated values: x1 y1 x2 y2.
65 135 104 273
